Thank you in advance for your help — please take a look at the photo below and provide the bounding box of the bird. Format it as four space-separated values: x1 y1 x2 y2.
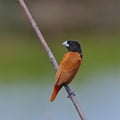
50 40 83 102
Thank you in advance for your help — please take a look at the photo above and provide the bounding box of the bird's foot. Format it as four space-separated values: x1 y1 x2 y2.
67 91 76 98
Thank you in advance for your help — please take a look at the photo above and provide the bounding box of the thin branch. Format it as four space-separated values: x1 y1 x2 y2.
18 0 58 70
18 0 87 120
65 85 87 120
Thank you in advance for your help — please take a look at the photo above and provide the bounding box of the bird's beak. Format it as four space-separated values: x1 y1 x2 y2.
62 41 69 47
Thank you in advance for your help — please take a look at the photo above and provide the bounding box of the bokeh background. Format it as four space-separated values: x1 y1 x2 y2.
0 0 120 120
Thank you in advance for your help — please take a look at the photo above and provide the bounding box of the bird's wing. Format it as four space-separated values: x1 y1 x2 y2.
56 52 82 86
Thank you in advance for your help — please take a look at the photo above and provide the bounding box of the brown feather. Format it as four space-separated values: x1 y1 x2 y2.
50 52 82 102
56 52 82 86
50 84 62 102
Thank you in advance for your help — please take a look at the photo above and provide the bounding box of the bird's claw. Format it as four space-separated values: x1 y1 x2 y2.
67 91 75 98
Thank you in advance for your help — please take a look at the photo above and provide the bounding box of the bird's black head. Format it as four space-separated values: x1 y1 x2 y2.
62 40 82 55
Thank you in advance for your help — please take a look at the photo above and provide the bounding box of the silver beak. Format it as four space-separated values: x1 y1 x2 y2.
62 41 69 47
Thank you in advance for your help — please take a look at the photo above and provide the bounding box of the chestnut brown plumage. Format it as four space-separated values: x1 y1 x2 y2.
50 40 82 102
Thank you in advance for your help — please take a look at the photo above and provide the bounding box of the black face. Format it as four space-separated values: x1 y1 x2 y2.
63 40 82 55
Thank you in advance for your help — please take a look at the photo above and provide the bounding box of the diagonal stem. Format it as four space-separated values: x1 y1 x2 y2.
65 85 87 120
18 0 87 120
18 0 58 70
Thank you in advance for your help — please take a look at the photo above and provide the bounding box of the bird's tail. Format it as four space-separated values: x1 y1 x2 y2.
50 84 61 102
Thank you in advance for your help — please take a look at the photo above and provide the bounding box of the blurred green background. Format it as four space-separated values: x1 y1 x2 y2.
0 0 120 120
